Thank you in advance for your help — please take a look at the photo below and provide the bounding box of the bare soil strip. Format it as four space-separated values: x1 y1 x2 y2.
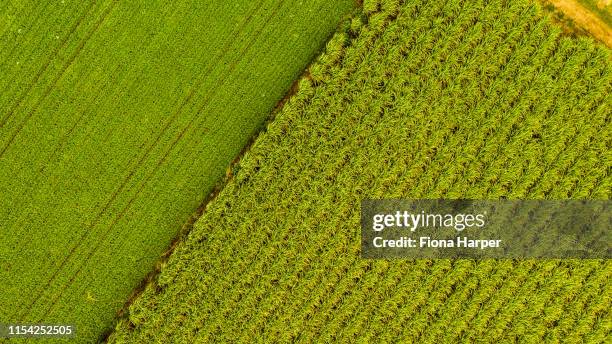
550 0 612 47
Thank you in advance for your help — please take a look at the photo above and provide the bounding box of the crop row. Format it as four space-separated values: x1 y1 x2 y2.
0 0 356 341
109 0 611 342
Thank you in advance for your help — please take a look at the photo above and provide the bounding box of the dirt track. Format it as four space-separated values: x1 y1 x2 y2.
550 0 612 47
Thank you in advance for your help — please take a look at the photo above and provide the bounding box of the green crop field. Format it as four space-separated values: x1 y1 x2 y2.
109 0 611 342
0 0 354 342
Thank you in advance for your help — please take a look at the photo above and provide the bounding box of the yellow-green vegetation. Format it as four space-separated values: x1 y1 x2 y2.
0 0 354 342
109 0 611 342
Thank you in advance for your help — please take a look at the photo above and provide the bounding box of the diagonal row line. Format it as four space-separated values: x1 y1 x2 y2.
0 0 119 159
19 0 274 322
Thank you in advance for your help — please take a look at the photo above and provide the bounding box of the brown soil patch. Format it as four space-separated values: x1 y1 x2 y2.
550 0 612 47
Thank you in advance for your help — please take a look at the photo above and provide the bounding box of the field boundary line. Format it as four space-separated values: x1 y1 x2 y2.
104 2 414 340
208 2 448 329
101 12 348 340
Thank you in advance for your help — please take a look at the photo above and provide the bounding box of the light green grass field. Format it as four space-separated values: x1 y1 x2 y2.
0 0 354 341
109 0 611 342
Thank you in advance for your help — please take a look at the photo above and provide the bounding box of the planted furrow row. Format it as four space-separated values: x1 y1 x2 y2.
30 0 293 322
108 0 611 342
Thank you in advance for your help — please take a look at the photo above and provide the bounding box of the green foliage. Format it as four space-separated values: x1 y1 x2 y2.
109 0 611 342
0 0 355 342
